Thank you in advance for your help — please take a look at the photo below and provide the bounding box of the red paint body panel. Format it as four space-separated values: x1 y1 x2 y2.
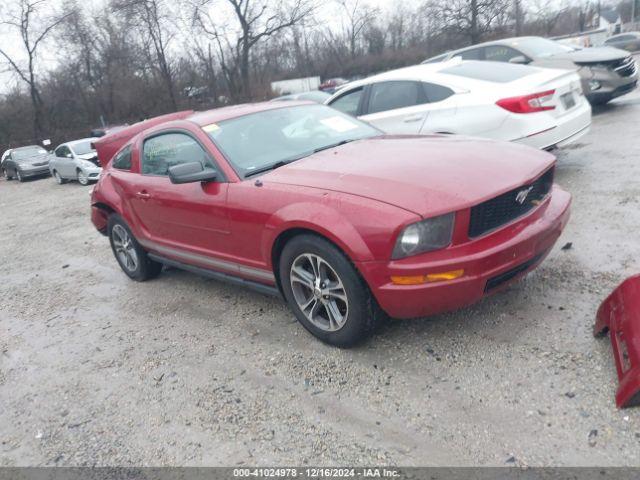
91 102 571 320
594 275 640 408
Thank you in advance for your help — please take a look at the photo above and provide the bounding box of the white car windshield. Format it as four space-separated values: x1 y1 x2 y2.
204 104 381 178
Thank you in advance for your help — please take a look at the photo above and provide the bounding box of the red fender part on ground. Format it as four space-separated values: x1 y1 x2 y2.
594 274 640 408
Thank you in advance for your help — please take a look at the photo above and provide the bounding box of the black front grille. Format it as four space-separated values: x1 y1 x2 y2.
485 252 545 292
612 57 637 78
469 168 554 238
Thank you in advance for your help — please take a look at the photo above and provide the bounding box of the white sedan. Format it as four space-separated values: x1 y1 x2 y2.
48 138 102 185
325 59 591 150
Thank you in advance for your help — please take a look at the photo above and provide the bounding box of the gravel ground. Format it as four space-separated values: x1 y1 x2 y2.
1 86 640 467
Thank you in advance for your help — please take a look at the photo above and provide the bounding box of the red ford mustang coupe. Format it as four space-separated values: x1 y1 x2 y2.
91 102 571 347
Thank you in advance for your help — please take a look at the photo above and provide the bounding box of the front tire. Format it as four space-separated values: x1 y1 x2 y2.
2 168 11 181
16 169 24 182
279 234 380 347
107 214 163 281
77 169 89 186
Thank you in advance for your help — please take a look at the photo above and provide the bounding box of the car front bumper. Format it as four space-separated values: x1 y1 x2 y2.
19 166 51 178
81 166 102 181
358 185 571 319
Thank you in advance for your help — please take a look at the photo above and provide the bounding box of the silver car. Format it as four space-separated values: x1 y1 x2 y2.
49 138 102 185
423 36 638 105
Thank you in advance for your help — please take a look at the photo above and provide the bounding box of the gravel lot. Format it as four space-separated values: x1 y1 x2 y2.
1 85 640 467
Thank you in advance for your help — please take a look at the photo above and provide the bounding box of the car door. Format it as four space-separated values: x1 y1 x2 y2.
54 145 73 177
128 130 231 258
358 80 430 134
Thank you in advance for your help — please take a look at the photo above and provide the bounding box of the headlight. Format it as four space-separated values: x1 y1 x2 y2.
392 213 455 259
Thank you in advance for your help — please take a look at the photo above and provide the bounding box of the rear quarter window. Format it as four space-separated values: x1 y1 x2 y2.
441 62 537 83
112 145 132 170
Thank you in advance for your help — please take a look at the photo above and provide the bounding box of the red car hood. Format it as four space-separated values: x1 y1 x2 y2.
264 135 556 217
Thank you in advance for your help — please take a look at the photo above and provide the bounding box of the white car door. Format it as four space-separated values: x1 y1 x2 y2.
54 145 74 177
358 81 428 135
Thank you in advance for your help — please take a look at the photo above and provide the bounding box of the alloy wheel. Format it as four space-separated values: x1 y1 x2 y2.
111 224 139 273
2 169 8 180
289 253 349 332
54 171 63 184
77 170 89 186
16 170 22 182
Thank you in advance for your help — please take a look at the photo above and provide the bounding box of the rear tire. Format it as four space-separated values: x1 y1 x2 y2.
107 214 163 281
279 234 380 347
53 170 67 184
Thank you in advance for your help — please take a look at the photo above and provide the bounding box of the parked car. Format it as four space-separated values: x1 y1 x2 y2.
325 60 591 150
319 78 349 93
604 32 640 53
49 138 102 185
271 91 331 103
423 36 638 105
91 103 570 347
2 145 50 182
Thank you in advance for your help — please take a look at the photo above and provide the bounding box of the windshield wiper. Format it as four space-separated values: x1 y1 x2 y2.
244 158 299 178
312 139 355 154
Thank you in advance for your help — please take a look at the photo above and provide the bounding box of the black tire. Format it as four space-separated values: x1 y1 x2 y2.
2 168 11 181
107 214 163 281
53 170 67 184
279 234 380 347
16 169 24 182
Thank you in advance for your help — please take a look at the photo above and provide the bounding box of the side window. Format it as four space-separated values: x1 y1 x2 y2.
367 81 424 114
484 45 525 63
142 132 211 176
329 88 363 116
56 146 71 158
112 145 132 170
457 48 483 60
422 82 454 103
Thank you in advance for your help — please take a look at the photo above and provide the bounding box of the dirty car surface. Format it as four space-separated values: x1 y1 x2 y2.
91 101 570 347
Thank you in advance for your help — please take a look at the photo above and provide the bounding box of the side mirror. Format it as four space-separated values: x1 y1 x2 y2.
168 161 217 184
509 55 528 64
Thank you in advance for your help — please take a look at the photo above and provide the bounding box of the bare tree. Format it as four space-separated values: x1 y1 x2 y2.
0 0 72 138
529 0 566 35
338 0 379 59
432 0 510 44
114 0 178 110
194 0 315 100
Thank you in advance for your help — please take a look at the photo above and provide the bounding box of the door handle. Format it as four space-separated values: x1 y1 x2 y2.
136 191 151 200
403 114 424 123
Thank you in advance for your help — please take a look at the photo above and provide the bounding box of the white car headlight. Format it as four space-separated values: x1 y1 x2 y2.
392 213 455 259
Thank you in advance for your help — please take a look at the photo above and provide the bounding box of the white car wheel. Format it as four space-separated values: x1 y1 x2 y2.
77 169 89 186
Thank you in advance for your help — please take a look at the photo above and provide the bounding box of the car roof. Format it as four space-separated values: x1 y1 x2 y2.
424 36 549 62
186 100 316 126
330 60 534 92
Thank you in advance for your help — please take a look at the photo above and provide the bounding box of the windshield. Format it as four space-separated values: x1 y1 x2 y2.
13 146 47 160
205 104 380 178
515 37 576 58
71 141 95 156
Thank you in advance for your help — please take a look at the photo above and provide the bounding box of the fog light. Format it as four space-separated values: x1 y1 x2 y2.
391 269 464 285
589 80 601 91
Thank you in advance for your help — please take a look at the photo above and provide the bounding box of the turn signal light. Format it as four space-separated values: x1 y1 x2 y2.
391 269 464 285
496 89 556 114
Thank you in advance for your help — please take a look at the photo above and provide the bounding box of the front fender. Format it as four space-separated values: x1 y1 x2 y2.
261 201 376 268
